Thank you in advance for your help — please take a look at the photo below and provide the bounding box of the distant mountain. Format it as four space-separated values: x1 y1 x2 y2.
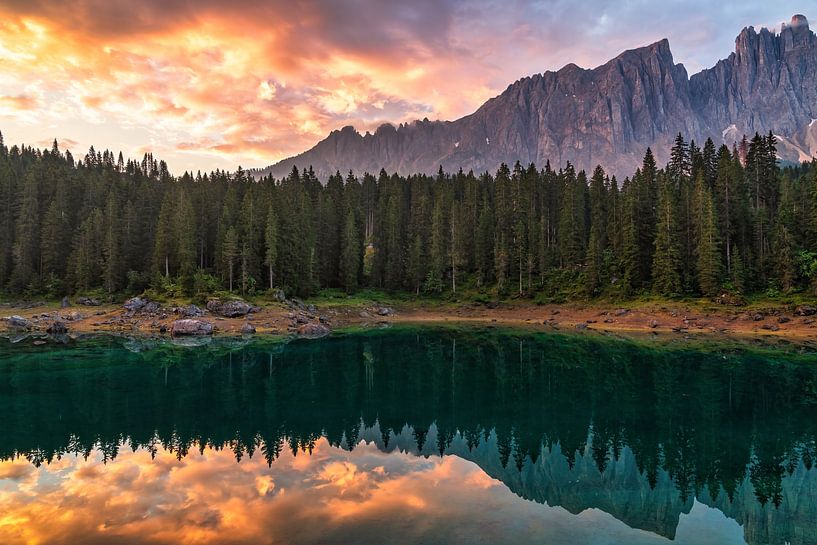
253 14 817 179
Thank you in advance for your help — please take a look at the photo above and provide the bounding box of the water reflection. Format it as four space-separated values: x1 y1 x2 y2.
0 328 816 544
0 435 749 545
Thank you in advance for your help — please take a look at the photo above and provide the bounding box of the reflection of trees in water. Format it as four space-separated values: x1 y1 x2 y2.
1 331 817 514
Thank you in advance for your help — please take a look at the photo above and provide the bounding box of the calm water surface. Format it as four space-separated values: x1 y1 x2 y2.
1 328 817 545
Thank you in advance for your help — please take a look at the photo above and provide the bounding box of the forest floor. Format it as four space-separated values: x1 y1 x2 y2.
2 296 817 345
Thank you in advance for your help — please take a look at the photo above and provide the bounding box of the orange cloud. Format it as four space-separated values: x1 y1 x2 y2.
0 2 494 173
0 1 795 174
0 94 37 111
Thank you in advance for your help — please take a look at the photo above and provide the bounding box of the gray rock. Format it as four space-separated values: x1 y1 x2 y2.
649 320 660 328
170 319 214 336
76 297 101 306
297 323 331 339
377 307 393 316
179 304 204 317
270 289 287 302
206 299 253 317
47 321 68 335
60 296 71 308
241 323 257 335
794 305 817 316
124 297 148 312
575 323 588 330
7 315 32 330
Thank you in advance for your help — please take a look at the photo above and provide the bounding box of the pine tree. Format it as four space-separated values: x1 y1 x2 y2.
425 195 446 293
222 226 239 293
40 199 70 280
69 209 104 292
475 199 494 288
773 223 795 292
153 191 175 278
264 206 279 291
693 178 720 296
585 166 608 294
103 192 123 293
341 208 360 292
809 162 817 252
176 189 197 289
620 181 640 294
557 164 586 267
10 169 43 291
730 244 746 294
651 177 681 296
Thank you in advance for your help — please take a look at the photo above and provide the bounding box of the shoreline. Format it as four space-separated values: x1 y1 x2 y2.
2 298 816 348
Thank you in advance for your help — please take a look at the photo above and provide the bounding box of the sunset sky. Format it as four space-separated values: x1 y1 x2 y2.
0 1 808 174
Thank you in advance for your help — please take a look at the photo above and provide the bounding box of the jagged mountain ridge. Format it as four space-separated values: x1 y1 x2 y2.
253 14 817 179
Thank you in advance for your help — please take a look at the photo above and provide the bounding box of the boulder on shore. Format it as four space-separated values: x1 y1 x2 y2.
124 297 148 312
207 299 253 317
171 319 214 336
794 305 817 316
77 297 101 306
6 315 33 330
297 323 330 339
241 323 257 335
178 304 204 317
47 321 68 335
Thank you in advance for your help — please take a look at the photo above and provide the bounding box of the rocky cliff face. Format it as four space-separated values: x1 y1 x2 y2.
254 14 817 179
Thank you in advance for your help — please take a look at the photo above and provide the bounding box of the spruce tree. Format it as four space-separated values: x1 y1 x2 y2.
693 178 720 296
264 206 278 291
222 226 239 293
341 208 360 292
651 177 681 296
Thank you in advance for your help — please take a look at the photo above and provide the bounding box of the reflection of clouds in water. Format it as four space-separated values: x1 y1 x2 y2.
0 439 744 545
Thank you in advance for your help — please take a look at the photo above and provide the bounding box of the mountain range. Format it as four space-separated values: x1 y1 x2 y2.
253 14 817 179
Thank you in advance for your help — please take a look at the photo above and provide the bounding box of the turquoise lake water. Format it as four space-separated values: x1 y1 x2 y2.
1 328 816 544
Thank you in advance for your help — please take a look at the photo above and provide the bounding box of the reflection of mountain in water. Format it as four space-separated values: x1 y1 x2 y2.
1 329 816 544
363 422 817 545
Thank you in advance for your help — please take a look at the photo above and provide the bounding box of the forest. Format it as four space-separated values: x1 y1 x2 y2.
0 130 816 301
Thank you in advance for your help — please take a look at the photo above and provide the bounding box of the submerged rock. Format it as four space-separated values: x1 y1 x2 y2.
171 319 214 336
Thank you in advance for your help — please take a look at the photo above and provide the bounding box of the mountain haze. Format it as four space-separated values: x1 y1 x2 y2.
254 14 817 179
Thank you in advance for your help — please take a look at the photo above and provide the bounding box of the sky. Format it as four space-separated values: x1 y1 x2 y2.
0 1 809 174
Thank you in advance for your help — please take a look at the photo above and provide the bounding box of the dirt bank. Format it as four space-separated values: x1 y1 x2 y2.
2 299 816 344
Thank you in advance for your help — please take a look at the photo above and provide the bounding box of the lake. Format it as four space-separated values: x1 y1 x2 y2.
1 327 816 545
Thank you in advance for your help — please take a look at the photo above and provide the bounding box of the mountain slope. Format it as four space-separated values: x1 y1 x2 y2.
254 14 817 179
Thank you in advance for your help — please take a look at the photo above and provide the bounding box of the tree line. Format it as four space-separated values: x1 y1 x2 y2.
0 130 816 300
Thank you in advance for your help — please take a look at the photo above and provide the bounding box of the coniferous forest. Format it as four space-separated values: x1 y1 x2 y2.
1 130 816 301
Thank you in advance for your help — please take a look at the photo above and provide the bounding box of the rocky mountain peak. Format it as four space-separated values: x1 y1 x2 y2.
254 13 817 180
